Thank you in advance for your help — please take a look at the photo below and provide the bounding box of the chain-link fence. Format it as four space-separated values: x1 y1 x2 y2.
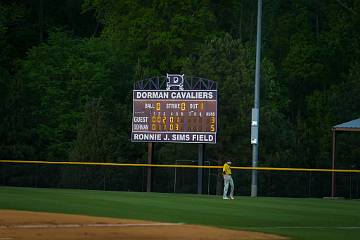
1 161 359 199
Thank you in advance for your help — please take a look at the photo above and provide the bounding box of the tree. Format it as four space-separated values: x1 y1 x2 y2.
84 0 216 75
16 30 122 160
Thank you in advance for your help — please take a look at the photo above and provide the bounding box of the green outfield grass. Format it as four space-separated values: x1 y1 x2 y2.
0 186 359 239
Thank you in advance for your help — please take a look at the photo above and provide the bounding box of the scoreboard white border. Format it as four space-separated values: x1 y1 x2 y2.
132 89 218 143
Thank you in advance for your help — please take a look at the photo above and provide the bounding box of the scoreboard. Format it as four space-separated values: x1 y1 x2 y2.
131 90 217 143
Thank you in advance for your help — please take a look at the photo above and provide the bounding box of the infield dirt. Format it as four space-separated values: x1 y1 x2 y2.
0 210 287 240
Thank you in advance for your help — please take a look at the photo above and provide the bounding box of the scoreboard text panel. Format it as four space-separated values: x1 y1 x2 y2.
131 90 217 143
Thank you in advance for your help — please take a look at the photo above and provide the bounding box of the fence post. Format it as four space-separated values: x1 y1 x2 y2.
308 171 312 197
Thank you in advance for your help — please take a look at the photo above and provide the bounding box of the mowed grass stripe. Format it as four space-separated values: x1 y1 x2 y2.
0 187 359 240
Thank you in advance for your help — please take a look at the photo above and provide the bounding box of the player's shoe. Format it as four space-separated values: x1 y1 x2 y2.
223 196 229 200
230 196 234 200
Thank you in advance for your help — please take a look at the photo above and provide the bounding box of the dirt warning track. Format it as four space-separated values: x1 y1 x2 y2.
0 210 287 240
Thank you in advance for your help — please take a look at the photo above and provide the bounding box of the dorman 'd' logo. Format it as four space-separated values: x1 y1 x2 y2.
166 74 184 90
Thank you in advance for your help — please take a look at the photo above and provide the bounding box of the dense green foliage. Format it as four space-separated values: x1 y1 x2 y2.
0 1 359 196
1 186 360 240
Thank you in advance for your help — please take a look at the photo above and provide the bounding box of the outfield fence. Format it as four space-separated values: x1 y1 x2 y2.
0 160 359 198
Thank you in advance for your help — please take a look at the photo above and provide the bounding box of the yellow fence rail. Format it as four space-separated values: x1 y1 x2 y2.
1 160 360 173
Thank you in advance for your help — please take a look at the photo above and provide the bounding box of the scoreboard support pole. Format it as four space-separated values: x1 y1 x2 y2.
147 142 154 192
197 144 205 194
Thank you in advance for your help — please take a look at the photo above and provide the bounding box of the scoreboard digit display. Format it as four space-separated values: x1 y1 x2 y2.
131 90 217 143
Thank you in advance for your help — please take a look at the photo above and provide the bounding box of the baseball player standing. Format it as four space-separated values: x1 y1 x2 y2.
222 161 234 200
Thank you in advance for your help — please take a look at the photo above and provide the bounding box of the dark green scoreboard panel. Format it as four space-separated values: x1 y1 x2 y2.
132 90 217 144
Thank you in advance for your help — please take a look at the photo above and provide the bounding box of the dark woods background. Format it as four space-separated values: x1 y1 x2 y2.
0 0 359 197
